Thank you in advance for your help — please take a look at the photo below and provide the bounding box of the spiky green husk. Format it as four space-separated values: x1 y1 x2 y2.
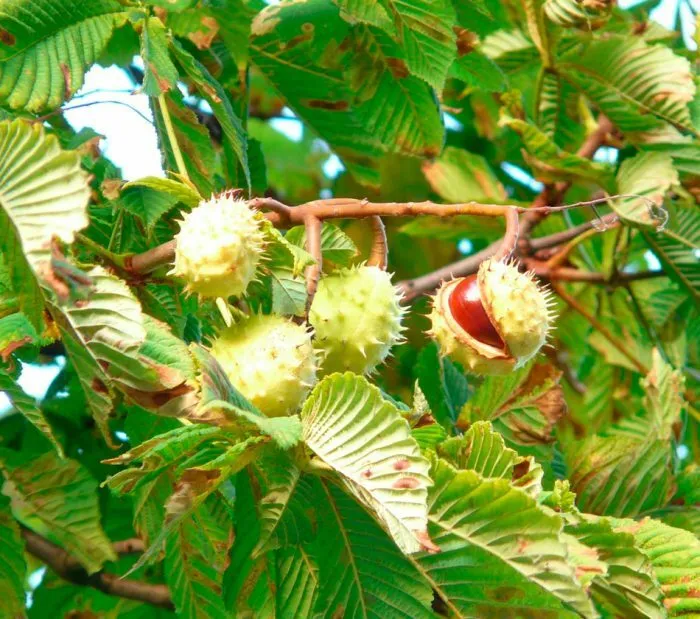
171 194 265 299
309 265 405 375
429 259 553 375
479 259 552 361
210 314 317 417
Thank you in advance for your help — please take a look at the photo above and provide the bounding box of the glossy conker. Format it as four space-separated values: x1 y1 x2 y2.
448 275 505 350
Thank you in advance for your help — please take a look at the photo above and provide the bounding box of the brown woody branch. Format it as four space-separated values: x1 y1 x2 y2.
396 210 619 301
529 213 619 252
22 528 173 610
367 216 388 270
123 198 523 275
124 240 176 275
524 261 664 283
396 243 497 302
113 538 146 554
304 215 322 315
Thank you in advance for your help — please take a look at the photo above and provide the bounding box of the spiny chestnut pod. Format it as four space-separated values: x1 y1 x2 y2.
309 265 406 375
171 193 265 299
210 314 317 417
429 259 554 375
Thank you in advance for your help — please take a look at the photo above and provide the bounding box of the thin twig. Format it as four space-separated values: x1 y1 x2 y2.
158 93 190 182
22 528 173 610
552 282 649 374
124 240 176 274
526 263 664 283
546 228 600 270
529 214 619 251
123 198 519 274
75 233 126 269
544 347 586 394
113 538 146 555
120 193 645 286
396 243 497 302
263 198 516 225
518 115 613 243
491 207 519 262
624 282 670 364
249 196 293 225
304 215 322 316
367 216 388 270
33 100 154 125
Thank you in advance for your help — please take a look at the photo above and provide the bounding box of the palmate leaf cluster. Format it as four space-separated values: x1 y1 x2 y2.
0 0 698 617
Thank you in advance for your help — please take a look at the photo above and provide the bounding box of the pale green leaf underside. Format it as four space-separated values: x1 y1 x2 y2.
51 267 146 443
566 434 673 517
438 421 517 480
543 0 612 28
614 151 678 226
482 29 540 71
302 373 433 554
0 119 90 327
566 514 664 618
416 459 597 618
613 517 700 617
0 120 90 266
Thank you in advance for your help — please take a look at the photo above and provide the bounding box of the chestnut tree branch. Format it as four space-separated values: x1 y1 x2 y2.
525 262 664 283
113 538 146 554
304 215 322 315
123 198 523 274
396 211 621 301
528 214 619 252
124 240 176 274
367 216 388 270
22 527 173 610
249 196 293 224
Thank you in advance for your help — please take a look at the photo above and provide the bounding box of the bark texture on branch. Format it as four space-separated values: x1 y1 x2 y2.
123 198 522 275
22 528 174 610
367 216 388 270
303 215 323 314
